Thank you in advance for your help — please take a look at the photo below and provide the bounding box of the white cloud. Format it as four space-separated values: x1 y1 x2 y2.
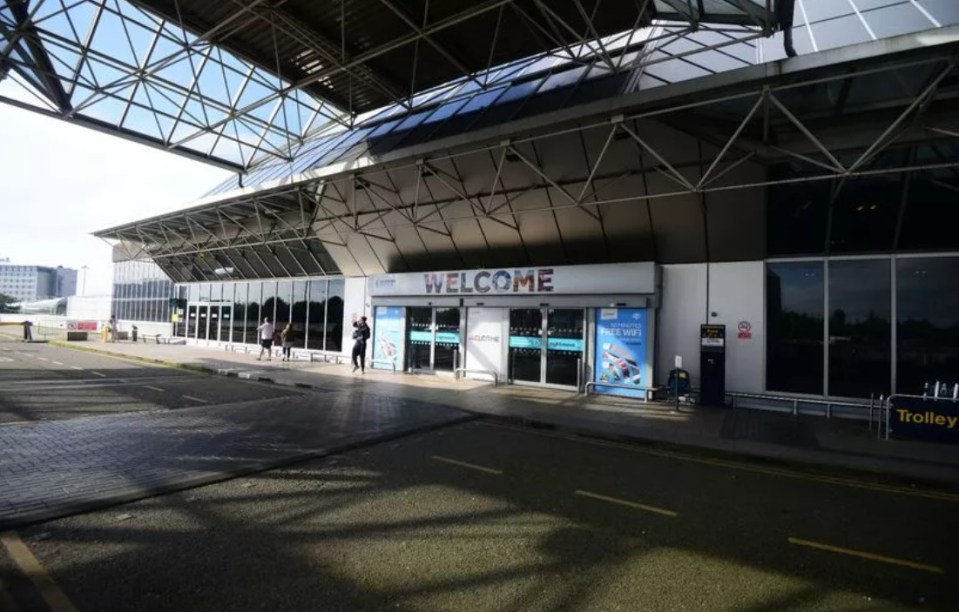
0 104 233 296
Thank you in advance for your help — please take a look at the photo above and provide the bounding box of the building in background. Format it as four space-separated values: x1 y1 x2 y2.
55 267 78 297
0 263 77 302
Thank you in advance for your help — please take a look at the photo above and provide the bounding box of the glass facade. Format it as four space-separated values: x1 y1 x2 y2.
767 256 959 398
174 278 347 353
766 262 825 395
112 260 174 323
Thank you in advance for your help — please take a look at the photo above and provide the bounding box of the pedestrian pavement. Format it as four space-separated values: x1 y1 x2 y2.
3 329 958 530
42 337 959 489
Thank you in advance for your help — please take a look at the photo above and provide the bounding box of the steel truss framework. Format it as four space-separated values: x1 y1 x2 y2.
97 29 959 282
1 0 781 171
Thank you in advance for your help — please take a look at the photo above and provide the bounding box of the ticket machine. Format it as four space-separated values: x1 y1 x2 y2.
700 324 726 406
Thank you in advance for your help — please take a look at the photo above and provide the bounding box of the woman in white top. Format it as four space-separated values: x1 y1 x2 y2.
256 317 274 361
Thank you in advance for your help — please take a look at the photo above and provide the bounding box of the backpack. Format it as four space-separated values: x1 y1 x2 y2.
352 328 363 341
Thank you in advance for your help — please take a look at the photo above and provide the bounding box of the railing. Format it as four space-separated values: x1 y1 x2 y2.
728 392 873 419
584 381 659 402
454 368 498 384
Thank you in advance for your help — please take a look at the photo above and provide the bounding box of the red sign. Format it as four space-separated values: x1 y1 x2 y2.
67 320 98 331
737 320 752 340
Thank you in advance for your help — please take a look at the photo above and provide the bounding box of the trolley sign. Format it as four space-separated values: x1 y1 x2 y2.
888 396 959 444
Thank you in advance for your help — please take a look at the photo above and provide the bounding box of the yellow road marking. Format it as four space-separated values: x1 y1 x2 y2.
1 531 80 612
479 422 959 503
432 455 502 475
575 489 677 517
182 395 208 403
787 537 944 574
144 385 165 392
0 574 21 612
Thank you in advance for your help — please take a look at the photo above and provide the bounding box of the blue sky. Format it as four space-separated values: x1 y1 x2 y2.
0 103 231 296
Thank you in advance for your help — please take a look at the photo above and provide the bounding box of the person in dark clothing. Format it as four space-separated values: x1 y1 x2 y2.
351 316 371 373
23 320 33 342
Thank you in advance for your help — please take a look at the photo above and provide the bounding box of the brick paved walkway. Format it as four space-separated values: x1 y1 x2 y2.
0 389 471 529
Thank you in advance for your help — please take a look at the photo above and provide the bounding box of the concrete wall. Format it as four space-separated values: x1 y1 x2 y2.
655 261 765 393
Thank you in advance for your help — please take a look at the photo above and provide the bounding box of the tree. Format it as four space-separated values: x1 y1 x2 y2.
0 292 19 313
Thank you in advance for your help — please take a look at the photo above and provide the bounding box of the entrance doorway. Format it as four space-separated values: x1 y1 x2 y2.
406 307 462 372
508 308 585 388
187 302 233 343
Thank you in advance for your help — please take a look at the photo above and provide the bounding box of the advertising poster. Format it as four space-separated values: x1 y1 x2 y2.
465 308 505 382
593 308 649 399
372 306 405 370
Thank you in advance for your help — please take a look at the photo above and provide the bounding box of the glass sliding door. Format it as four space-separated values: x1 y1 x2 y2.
218 305 232 343
434 308 461 371
407 307 432 370
828 259 891 397
197 305 210 340
326 280 345 352
545 309 584 386
307 280 327 350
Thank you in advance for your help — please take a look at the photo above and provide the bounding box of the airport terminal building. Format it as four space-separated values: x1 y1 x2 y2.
6 0 957 404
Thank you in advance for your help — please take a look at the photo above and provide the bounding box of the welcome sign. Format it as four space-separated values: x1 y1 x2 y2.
370 263 656 297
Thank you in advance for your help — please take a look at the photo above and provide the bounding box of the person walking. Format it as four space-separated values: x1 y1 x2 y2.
256 317 275 361
22 320 33 342
108 315 117 343
351 316 371 373
280 323 295 361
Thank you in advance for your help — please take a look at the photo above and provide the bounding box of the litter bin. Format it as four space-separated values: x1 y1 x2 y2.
131 325 138 343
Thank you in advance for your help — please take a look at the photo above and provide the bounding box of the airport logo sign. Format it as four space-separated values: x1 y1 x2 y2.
370 263 656 297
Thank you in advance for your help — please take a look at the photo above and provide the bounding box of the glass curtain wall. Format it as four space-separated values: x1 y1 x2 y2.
111 260 174 323
766 262 825 395
896 257 959 394
174 278 348 351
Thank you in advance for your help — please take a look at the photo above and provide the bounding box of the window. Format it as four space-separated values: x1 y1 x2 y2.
307 280 327 351
292 281 308 349
828 175 903 253
766 262 824 394
896 257 959 394
326 279 345 352
828 259 891 397
233 283 248 344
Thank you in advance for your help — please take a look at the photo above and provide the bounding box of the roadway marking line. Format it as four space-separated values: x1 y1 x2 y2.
144 385 165 392
90 371 106 377
787 537 944 574
36 357 48 361
1 531 80 612
51 361 64 366
431 455 502 475
575 490 677 517
478 422 959 503
69 366 82 371
182 395 208 403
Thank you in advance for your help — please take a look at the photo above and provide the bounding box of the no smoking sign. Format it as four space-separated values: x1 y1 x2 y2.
737 321 752 340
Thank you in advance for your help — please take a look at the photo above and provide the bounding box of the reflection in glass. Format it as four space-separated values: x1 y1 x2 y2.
434 308 461 371
829 259 891 397
307 280 327 350
509 309 542 383
246 282 262 342
828 175 902 253
274 281 292 326
766 262 824 394
197 305 210 340
545 309 584 387
326 280 345 352
407 307 432 369
233 283 247 344
292 281 308 349
896 257 959 394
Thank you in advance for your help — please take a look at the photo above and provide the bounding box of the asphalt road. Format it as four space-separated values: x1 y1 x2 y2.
2 420 956 612
0 336 299 423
